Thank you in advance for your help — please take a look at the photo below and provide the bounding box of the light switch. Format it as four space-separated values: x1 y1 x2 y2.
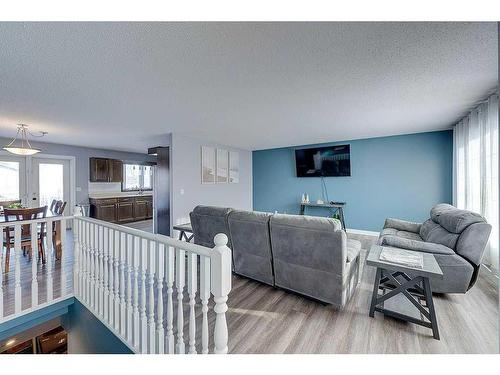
180 189 185 195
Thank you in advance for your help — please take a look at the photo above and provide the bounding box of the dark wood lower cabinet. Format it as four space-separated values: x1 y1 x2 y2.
134 200 149 220
116 202 134 222
90 196 153 223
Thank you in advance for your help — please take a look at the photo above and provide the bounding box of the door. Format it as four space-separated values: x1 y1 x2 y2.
32 158 71 215
0 154 27 206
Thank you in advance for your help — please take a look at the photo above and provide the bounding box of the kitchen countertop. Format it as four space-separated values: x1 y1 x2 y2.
89 192 153 199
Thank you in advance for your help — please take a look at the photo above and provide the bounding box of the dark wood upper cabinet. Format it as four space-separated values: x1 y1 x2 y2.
109 159 123 182
90 158 123 183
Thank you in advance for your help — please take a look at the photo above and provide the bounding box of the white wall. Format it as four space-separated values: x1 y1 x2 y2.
170 133 252 232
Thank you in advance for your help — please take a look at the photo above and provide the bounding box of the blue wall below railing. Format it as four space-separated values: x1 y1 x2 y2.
253 130 453 232
1 298 132 354
62 300 133 354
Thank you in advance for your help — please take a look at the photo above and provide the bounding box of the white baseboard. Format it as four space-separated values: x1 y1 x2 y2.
346 228 379 237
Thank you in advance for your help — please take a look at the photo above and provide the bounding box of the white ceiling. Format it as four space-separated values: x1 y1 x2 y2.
0 22 497 153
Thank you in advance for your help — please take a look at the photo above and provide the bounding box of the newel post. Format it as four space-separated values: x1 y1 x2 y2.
73 206 83 297
210 233 232 354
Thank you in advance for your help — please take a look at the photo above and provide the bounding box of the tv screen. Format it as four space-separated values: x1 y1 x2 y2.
295 145 351 177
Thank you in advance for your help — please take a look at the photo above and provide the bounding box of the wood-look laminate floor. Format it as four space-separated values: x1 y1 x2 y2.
225 234 498 353
1 229 498 353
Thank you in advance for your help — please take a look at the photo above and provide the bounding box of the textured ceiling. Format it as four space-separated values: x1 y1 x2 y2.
0 22 497 152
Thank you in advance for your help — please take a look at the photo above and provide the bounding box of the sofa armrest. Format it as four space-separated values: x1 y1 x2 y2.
383 218 422 233
380 235 455 255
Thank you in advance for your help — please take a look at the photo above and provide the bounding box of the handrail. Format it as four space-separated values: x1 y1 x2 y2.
75 216 213 257
0 214 72 228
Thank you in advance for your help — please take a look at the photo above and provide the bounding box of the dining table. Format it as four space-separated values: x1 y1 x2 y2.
0 209 64 260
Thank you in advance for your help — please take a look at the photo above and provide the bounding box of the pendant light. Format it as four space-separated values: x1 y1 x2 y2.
3 124 46 156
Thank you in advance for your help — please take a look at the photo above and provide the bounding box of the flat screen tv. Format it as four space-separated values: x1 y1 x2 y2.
295 145 351 177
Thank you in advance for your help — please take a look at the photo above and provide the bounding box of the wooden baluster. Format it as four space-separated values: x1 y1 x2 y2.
46 219 54 303
103 227 109 322
30 222 38 308
200 256 211 354
95 224 101 314
155 243 165 354
86 221 92 304
165 245 175 354
14 225 22 313
132 236 140 349
187 251 197 354
108 228 114 327
211 234 232 354
120 232 127 336
90 223 96 309
98 225 105 316
175 247 186 354
148 241 156 353
126 234 133 342
81 222 89 304
140 238 148 353
60 218 67 298
113 230 120 331
72 218 79 297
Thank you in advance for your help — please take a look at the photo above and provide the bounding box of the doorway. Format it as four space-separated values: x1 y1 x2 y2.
31 157 71 213
0 152 74 218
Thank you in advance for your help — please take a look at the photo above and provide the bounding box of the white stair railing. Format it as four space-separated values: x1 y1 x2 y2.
73 215 232 354
0 215 71 323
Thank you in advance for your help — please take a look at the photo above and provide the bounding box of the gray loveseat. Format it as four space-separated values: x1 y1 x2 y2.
378 203 492 293
190 205 362 308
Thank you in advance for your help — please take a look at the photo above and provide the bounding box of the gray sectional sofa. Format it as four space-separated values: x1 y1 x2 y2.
378 203 492 293
190 205 362 308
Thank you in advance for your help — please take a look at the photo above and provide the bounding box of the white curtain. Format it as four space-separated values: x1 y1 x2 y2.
453 94 499 271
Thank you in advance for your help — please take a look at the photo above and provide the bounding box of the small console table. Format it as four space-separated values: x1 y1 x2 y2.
299 201 346 230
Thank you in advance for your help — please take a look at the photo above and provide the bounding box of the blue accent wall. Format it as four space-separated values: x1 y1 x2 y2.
253 131 453 232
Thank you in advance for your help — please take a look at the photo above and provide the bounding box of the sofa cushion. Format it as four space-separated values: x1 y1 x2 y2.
227 210 274 286
419 219 460 249
455 222 492 266
190 205 232 248
380 227 422 242
430 204 485 234
379 235 455 255
437 210 485 234
383 218 421 233
430 203 456 222
347 239 361 263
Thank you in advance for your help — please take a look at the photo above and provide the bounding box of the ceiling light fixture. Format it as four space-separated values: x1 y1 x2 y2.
3 124 47 156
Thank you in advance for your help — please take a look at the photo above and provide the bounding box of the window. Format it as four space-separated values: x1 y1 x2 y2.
122 163 154 191
0 161 20 200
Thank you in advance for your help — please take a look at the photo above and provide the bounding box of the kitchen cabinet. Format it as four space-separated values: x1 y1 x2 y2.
90 195 153 223
89 158 123 183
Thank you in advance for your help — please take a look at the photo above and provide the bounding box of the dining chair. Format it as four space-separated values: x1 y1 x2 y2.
54 200 67 215
50 199 57 212
3 206 48 272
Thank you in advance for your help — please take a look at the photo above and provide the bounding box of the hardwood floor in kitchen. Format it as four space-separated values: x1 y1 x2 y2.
1 229 498 353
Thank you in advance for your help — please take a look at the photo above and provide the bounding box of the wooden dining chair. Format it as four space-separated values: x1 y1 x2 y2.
50 199 57 212
54 200 67 215
3 206 48 272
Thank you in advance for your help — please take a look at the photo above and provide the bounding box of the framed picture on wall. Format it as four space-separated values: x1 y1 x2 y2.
216 148 229 183
229 151 239 183
201 146 216 184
